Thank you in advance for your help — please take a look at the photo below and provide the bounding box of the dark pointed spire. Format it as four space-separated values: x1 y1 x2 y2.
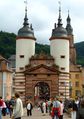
57 1 62 27
66 10 73 35
67 10 71 24
23 0 29 26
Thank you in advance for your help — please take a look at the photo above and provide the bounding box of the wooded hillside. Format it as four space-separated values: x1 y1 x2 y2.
0 31 84 66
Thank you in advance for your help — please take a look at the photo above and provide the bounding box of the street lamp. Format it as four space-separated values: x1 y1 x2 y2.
69 82 72 98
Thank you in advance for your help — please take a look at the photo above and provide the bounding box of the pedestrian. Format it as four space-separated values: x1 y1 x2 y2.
75 97 80 109
26 100 33 116
59 100 64 119
76 99 84 119
42 100 46 116
68 98 73 118
2 100 7 116
5 100 10 115
51 96 60 119
46 100 48 113
0 97 3 119
9 97 15 118
12 92 24 119
71 100 78 119
40 100 44 113
48 98 53 115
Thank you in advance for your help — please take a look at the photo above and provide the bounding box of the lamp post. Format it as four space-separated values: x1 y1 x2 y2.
69 82 72 98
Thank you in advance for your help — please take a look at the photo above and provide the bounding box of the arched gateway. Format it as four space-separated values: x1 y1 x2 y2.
34 82 50 104
25 54 60 104
34 82 50 100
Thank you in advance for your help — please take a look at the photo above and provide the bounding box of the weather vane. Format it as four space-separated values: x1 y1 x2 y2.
58 0 62 18
24 0 27 5
58 1 61 6
58 1 61 12
24 0 28 11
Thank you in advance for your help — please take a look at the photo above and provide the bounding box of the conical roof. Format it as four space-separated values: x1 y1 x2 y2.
52 25 67 37
66 11 73 35
18 25 35 38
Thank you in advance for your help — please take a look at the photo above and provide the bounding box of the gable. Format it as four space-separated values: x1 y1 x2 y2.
25 64 59 75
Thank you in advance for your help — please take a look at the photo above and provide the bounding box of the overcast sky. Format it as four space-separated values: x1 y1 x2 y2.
0 0 84 44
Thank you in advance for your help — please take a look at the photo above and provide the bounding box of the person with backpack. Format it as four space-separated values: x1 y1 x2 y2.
51 96 60 119
9 97 15 117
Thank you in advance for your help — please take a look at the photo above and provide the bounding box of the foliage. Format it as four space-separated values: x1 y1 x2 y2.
0 31 16 58
75 42 84 66
0 31 84 66
0 31 50 58
35 43 50 55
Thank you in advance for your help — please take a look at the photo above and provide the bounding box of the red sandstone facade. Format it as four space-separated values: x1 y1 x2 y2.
15 53 60 104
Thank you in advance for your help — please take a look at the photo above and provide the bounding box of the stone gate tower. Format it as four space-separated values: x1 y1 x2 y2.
16 3 36 72
49 5 70 99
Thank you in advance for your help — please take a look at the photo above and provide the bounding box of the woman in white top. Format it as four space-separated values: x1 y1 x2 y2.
59 100 64 119
26 100 33 116
42 100 46 116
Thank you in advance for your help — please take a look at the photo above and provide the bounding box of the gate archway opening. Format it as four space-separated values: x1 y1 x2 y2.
34 82 50 103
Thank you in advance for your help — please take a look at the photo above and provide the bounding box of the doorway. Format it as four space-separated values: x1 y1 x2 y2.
34 82 50 103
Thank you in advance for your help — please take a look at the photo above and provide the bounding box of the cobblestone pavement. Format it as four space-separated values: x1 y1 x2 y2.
3 107 71 119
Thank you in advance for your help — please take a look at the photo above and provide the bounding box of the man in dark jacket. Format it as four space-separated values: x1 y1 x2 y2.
76 99 84 119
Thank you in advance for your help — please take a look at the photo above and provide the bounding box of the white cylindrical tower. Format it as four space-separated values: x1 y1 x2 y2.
50 37 69 73
16 4 36 72
50 8 69 73
49 6 70 99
